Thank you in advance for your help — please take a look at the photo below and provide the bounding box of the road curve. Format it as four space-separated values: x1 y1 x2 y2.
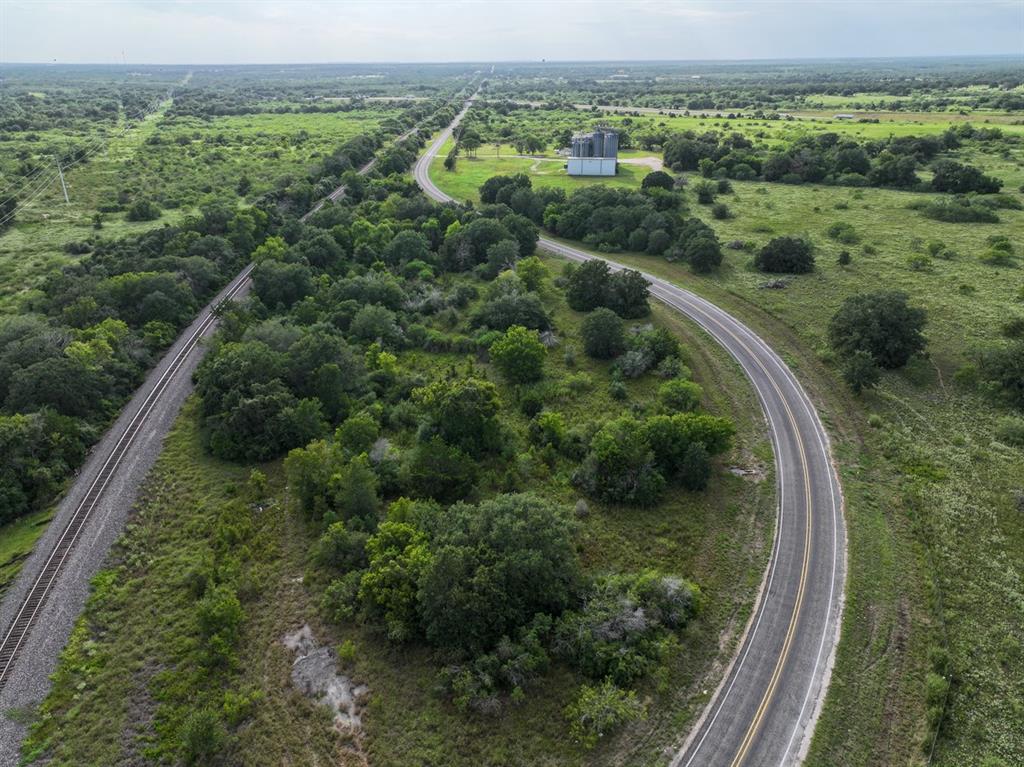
414 104 846 767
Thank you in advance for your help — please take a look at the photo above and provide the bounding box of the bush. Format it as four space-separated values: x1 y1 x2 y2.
826 221 860 244
755 236 814 274
419 493 580 656
489 325 546 384
565 680 646 749
659 379 703 412
995 416 1024 447
711 203 730 220
842 349 880 394
918 198 999 224
829 291 927 369
581 308 625 359
180 708 226 766
126 199 161 221
978 342 1024 409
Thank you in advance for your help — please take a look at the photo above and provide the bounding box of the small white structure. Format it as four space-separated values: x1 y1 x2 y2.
567 157 618 176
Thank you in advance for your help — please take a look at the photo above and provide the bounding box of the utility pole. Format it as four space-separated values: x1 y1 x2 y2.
55 158 69 204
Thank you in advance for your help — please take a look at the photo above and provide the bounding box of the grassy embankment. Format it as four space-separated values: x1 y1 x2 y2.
430 121 1024 766
20 255 776 767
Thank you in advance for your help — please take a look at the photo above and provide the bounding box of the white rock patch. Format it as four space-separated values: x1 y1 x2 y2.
283 624 368 732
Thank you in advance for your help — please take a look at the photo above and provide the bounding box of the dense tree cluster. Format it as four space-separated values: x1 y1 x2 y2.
0 202 266 523
660 125 1002 193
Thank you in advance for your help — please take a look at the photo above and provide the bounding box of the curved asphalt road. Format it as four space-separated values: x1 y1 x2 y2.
414 102 847 767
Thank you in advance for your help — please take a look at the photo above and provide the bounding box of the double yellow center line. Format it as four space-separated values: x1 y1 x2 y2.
649 282 815 767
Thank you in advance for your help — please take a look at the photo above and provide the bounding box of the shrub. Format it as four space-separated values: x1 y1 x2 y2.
826 221 860 244
126 199 161 221
565 681 646 749
995 416 1024 447
180 708 226 766
918 198 999 224
978 342 1024 409
659 379 703 412
692 179 716 204
314 521 368 571
837 250 851 266
489 325 546 384
1002 317 1024 340
842 349 880 394
755 236 814 274
581 308 625 359
711 203 730 220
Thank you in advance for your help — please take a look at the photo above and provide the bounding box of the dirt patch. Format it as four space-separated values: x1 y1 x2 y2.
282 625 368 733
620 156 664 171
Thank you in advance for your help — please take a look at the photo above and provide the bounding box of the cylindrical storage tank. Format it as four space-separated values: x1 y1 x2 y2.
592 130 604 158
603 130 618 158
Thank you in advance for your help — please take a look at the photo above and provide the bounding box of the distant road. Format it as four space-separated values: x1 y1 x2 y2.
414 102 847 767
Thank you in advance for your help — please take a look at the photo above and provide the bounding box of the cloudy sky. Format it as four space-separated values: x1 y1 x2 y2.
1 0 1022 64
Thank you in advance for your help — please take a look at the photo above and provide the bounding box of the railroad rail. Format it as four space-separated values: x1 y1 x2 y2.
0 264 253 692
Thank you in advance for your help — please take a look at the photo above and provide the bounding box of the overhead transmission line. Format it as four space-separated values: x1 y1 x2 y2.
0 88 174 228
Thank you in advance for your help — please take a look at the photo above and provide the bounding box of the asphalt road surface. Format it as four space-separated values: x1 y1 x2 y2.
414 102 847 767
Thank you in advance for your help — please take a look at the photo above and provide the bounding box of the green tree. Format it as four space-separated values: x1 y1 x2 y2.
419 493 580 656
755 236 815 274
565 260 610 312
413 377 501 455
489 325 546 384
516 256 548 291
359 522 432 641
828 291 927 369
581 308 625 360
575 417 665 506
641 170 674 191
658 379 703 412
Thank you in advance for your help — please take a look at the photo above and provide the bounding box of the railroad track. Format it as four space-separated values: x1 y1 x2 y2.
0 264 253 692
0 88 468 698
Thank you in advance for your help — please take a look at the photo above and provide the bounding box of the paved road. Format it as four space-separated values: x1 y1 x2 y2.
414 104 847 767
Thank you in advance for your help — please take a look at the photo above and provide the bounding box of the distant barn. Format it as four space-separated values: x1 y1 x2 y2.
567 128 618 176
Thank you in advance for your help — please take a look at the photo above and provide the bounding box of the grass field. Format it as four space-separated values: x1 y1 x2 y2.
433 139 652 203
20 254 777 766
430 116 1024 765
0 104 399 314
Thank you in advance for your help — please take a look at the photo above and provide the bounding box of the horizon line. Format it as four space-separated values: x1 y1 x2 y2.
1 53 1021 68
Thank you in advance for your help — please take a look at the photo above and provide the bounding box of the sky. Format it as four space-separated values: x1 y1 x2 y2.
1 0 1022 64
